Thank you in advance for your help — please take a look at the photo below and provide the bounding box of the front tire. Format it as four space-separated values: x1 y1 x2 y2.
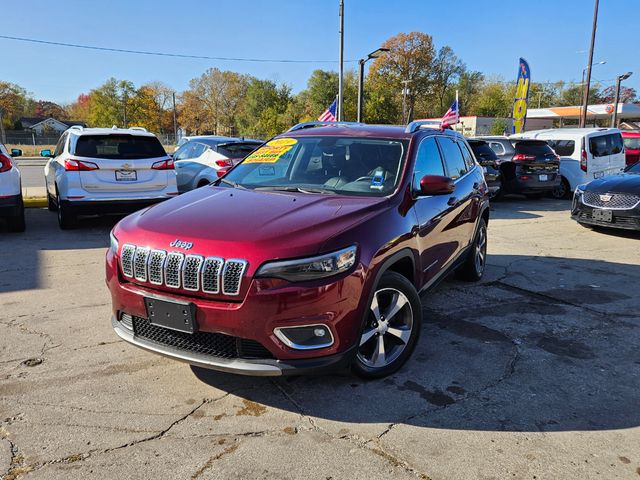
352 271 422 379
457 218 488 282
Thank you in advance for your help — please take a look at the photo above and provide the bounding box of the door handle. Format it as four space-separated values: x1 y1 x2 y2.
447 197 457 206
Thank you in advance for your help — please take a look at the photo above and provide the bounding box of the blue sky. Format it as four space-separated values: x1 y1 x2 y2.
1 0 638 104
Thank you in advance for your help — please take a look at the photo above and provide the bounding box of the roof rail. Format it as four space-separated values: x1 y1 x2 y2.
129 126 147 132
287 121 364 132
405 120 445 133
68 125 84 131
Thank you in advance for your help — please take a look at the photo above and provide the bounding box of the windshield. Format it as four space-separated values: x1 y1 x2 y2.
74 135 166 159
513 141 555 156
626 162 640 174
221 136 409 196
623 137 640 150
469 142 498 160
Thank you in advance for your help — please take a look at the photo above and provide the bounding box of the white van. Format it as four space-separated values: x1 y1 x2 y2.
511 128 626 198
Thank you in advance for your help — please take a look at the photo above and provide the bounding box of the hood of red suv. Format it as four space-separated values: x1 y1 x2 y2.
115 186 387 263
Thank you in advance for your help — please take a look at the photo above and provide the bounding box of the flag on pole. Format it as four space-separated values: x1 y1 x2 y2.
318 99 337 122
440 99 459 128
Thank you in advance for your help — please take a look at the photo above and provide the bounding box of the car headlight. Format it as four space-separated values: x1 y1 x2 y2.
110 230 119 254
255 246 357 282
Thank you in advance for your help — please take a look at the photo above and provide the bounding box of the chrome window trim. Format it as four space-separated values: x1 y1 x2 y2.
222 259 248 296
273 324 335 350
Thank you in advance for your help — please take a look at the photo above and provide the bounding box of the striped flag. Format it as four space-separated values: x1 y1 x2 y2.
318 99 337 122
440 99 459 127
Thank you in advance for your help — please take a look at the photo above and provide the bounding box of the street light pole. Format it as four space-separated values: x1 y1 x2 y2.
611 72 633 128
580 60 606 110
356 47 389 123
337 0 344 121
580 0 599 128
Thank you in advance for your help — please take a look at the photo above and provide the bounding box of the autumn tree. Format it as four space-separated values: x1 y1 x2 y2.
87 78 125 127
180 68 249 135
34 100 67 120
0 81 31 128
598 85 637 104
367 32 436 123
66 94 91 123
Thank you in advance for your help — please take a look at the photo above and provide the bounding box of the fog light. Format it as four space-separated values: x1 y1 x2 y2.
274 324 334 350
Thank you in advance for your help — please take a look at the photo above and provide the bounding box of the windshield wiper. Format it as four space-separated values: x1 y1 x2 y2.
217 178 247 190
255 186 336 195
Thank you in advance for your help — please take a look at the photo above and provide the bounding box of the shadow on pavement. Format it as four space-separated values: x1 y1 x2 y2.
0 208 124 293
190 254 640 433
490 197 571 220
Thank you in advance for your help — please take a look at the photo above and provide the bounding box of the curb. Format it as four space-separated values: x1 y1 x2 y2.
24 197 47 208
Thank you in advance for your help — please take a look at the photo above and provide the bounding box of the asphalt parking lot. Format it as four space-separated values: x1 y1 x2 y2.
1 199 639 480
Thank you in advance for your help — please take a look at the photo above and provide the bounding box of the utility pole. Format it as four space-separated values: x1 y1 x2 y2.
172 91 178 143
337 0 344 121
401 80 411 124
580 0 599 128
0 108 6 144
611 72 633 128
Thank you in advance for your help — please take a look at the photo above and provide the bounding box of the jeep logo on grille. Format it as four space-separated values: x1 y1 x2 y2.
170 239 193 250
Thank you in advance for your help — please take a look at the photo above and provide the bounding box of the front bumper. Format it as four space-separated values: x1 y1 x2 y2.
112 316 356 376
571 195 640 231
0 195 23 217
106 248 368 375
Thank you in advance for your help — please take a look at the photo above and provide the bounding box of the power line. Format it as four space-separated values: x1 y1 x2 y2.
0 34 357 64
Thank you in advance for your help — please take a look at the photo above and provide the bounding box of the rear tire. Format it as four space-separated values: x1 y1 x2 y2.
352 271 422 379
456 218 488 282
56 193 76 230
551 177 570 199
7 197 26 232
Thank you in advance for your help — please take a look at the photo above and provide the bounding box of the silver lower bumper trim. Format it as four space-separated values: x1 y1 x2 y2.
111 316 282 376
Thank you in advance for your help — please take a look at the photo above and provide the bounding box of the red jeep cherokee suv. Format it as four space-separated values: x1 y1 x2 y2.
106 121 490 378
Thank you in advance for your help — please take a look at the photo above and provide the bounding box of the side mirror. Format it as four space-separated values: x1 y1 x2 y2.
11 148 22 157
40 149 53 158
418 175 455 196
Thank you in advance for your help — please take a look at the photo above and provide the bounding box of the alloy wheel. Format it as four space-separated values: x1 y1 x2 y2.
474 224 487 275
357 288 414 369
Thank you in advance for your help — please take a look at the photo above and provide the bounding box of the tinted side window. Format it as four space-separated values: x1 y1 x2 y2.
54 133 68 157
413 137 445 190
589 135 609 157
546 139 575 156
190 143 207 158
436 137 467 180
458 142 476 169
610 133 624 155
489 141 506 155
513 141 555 155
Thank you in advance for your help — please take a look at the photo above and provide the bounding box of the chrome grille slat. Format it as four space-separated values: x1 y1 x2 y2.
182 255 204 291
165 252 185 288
202 257 224 294
583 191 640 210
148 250 167 285
222 259 248 296
133 247 150 282
121 244 136 278
121 244 247 296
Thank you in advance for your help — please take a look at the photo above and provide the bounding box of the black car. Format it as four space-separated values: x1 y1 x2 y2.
467 139 502 197
571 161 640 231
472 136 561 199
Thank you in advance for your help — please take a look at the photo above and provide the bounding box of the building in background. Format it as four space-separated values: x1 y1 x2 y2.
18 117 87 134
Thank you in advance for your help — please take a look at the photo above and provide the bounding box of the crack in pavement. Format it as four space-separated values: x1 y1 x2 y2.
269 380 432 480
190 442 240 479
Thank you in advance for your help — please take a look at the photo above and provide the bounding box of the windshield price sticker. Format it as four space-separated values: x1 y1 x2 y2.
245 138 297 164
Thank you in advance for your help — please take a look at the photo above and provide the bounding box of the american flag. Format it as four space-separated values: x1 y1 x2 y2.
440 99 459 127
318 99 337 122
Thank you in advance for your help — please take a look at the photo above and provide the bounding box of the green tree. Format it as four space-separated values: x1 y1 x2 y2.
236 78 291 138
430 46 466 114
0 81 31 129
87 78 124 127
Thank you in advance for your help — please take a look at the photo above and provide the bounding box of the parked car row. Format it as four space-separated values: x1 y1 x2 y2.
0 142 25 231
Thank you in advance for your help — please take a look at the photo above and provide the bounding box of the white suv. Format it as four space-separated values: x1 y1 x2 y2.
44 126 178 229
0 143 25 232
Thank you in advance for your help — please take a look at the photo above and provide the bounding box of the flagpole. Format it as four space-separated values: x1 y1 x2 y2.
337 0 344 121
456 89 459 133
